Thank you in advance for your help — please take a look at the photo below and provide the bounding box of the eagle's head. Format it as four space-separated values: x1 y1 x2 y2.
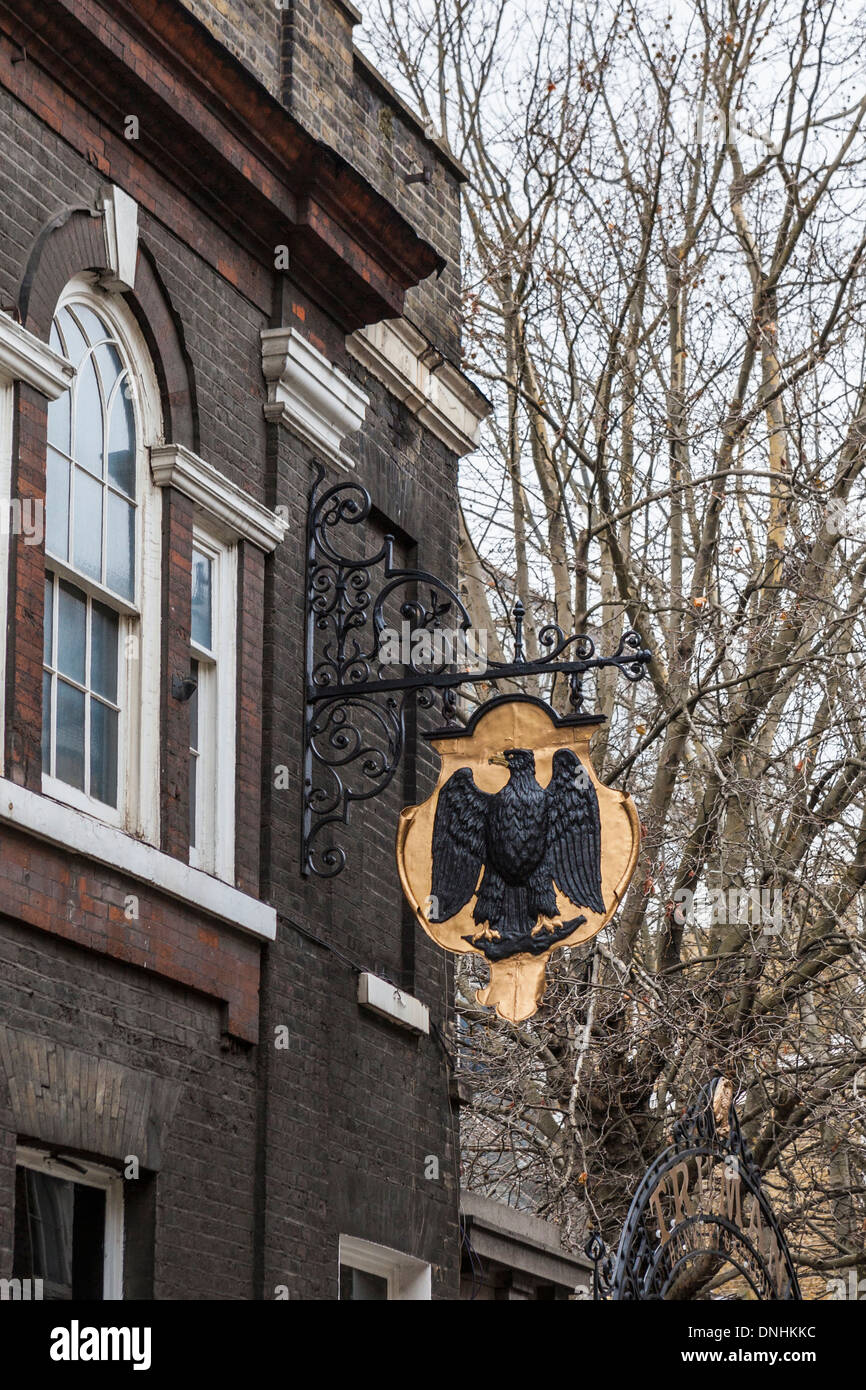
489 747 536 776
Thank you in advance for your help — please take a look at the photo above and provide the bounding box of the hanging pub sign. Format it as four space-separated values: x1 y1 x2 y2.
396 694 641 1023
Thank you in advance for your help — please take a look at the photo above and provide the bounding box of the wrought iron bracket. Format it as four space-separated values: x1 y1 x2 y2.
302 465 652 877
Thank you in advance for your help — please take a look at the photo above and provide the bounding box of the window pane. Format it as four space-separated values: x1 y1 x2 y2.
106 493 135 600
107 376 136 496
90 700 118 807
91 602 119 703
13 1167 74 1299
94 340 123 394
42 671 52 772
44 574 54 665
56 309 89 369
55 680 85 789
47 389 71 456
72 468 103 582
73 304 110 349
73 355 104 478
13 1167 107 1302
57 582 86 684
45 450 70 561
191 549 212 648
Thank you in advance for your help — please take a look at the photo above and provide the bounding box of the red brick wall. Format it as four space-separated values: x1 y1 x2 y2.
4 383 46 791
0 825 260 1041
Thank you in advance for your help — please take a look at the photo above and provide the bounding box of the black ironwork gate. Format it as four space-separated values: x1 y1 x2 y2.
587 1079 801 1301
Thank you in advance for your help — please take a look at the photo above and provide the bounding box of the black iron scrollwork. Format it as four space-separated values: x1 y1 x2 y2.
303 465 652 877
586 1078 801 1301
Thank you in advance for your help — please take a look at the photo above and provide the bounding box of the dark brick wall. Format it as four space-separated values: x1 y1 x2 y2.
257 363 460 1297
160 486 194 859
236 540 266 898
0 2 463 1300
175 0 463 359
0 918 258 1299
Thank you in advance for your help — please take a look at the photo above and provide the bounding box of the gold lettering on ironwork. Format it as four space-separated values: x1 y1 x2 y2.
723 1170 743 1227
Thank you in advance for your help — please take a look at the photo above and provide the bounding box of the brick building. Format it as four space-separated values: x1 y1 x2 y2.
0 0 487 1299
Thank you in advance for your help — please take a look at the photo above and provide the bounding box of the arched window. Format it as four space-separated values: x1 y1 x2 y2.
42 277 161 836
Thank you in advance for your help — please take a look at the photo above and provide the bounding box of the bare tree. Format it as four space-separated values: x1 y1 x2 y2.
361 0 866 1294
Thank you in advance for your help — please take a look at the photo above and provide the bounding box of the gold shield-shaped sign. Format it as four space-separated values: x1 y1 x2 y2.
396 695 640 1023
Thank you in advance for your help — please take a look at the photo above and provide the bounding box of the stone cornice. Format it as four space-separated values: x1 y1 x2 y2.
150 443 287 552
0 310 74 398
0 0 446 329
261 327 368 470
347 318 490 457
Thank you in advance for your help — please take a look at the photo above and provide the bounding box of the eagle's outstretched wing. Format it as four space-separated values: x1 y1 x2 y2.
545 749 605 914
430 768 489 921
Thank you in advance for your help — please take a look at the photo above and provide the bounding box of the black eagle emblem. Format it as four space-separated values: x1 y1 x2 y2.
429 747 605 960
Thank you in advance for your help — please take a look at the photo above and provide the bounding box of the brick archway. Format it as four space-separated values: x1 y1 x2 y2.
16 206 197 450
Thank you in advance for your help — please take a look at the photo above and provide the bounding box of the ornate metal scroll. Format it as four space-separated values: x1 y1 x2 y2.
303 465 652 877
586 1078 801 1301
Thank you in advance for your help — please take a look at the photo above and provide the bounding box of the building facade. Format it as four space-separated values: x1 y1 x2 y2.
0 0 486 1299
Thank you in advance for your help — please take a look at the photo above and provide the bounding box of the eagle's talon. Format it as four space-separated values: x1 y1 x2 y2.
532 914 563 937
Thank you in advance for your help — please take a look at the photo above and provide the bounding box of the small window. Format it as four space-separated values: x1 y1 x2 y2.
12 1147 123 1300
337 1236 431 1300
188 530 236 880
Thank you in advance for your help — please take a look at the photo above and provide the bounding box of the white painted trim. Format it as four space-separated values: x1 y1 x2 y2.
189 526 236 883
261 327 368 470
0 777 276 940
16 1145 125 1300
42 774 123 830
98 185 139 294
347 317 490 457
0 311 74 399
0 377 12 777
338 1235 432 1300
150 443 286 552
358 972 430 1035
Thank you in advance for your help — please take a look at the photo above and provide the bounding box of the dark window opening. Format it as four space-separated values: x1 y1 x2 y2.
339 1264 389 1300
13 1165 106 1300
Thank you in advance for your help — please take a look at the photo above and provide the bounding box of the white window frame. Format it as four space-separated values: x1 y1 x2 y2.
189 525 236 882
338 1235 432 1300
0 374 13 775
42 275 162 845
16 1144 124 1301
